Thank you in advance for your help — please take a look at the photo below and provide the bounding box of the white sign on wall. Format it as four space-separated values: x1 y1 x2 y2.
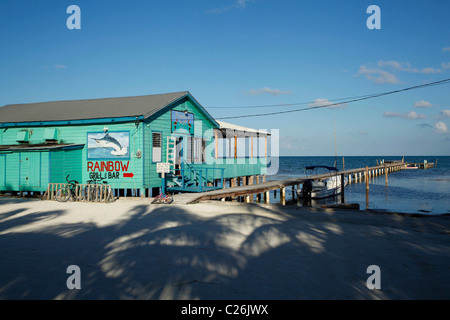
156 162 171 173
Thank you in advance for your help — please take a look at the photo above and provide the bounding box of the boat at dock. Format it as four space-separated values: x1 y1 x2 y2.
298 165 348 199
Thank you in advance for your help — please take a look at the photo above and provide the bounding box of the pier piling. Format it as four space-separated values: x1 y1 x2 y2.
365 166 369 209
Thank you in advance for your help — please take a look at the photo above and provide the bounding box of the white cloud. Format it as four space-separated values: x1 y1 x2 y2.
383 111 426 120
441 62 450 69
434 121 449 134
357 65 399 84
377 60 407 70
308 98 347 109
443 47 450 52
357 59 449 84
207 0 253 14
44 64 67 70
414 100 432 108
243 87 292 96
377 60 443 74
439 109 450 118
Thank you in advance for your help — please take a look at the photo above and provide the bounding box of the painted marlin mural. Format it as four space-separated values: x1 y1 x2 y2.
93 133 128 156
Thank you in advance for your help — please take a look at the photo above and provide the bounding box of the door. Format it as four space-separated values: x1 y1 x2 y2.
175 136 184 165
20 152 41 188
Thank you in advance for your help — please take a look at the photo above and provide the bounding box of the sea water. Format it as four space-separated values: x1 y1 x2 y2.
266 156 450 215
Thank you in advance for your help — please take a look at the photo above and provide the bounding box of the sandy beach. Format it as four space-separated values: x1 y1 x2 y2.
0 196 449 300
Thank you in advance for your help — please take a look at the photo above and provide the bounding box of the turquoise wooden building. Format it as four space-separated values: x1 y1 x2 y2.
0 91 269 197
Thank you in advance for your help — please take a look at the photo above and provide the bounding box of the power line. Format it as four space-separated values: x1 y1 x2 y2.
207 93 374 109
214 78 450 120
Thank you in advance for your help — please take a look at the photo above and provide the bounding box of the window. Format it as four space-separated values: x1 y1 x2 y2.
236 137 247 158
202 139 207 163
193 137 200 163
186 136 193 163
152 132 162 162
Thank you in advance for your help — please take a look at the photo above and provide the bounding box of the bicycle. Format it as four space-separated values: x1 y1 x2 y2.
55 175 79 202
85 178 108 202
151 193 173 204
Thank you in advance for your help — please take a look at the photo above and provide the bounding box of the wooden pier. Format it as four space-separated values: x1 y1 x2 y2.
174 161 414 205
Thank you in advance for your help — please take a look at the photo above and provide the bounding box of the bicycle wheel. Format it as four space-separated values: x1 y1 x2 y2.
163 196 173 204
90 186 99 202
56 188 71 202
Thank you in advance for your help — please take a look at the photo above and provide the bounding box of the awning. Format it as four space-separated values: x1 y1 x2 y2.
216 120 271 137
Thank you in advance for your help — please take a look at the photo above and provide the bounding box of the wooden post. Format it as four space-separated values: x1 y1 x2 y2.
340 173 345 203
231 178 236 201
280 187 286 205
234 135 237 159
264 190 270 204
342 156 345 171
248 176 254 203
256 175 261 202
384 164 388 186
365 166 369 210
264 136 267 158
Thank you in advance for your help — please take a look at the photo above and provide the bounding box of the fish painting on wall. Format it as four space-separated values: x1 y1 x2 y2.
87 131 130 160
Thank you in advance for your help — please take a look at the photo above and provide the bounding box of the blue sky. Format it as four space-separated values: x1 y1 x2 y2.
1 0 449 156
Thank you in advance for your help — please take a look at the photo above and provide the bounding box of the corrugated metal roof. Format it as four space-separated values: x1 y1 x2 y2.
0 91 189 124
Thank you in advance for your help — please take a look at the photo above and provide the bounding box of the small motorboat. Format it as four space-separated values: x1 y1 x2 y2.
298 166 348 199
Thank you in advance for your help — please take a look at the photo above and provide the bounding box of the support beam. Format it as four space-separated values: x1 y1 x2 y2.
280 187 286 205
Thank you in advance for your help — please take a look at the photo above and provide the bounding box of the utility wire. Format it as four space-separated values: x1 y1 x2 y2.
214 78 450 120
207 93 374 109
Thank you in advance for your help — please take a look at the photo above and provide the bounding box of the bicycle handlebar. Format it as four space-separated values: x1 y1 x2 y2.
65 175 78 185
